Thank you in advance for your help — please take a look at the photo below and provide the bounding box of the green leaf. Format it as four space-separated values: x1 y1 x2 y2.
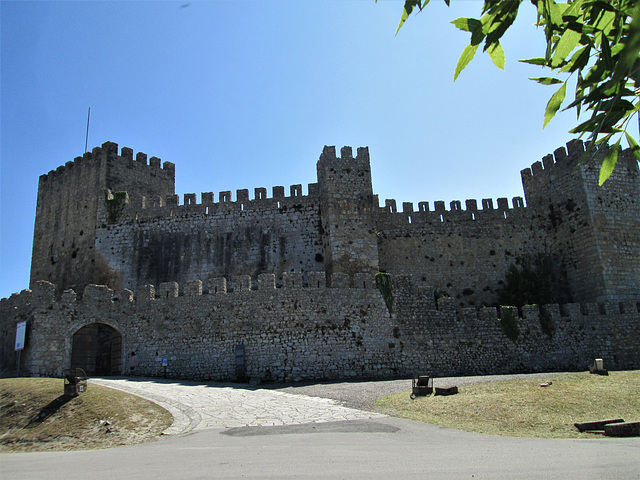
395 0 429 34
531 77 563 85
547 0 569 27
560 45 591 73
543 81 567 128
451 17 481 33
611 5 640 84
600 33 613 71
520 57 548 66
487 41 505 70
593 10 616 36
562 0 585 20
599 142 620 185
483 0 522 46
551 28 582 67
454 43 479 80
570 112 608 134
625 131 640 162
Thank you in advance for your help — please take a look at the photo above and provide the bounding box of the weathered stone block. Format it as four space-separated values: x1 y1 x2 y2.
158 282 179 298
184 280 202 296
258 273 276 290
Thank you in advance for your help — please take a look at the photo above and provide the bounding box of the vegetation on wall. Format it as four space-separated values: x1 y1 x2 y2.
375 272 394 313
105 190 129 224
498 254 558 337
93 253 123 293
539 305 556 338
499 307 520 342
497 254 558 307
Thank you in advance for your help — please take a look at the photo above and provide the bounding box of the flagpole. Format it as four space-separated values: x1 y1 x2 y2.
85 107 91 154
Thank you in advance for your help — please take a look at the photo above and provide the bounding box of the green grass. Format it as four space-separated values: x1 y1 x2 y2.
0 377 172 452
375 371 640 438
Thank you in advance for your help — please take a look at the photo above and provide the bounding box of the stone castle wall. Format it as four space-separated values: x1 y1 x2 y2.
4 138 638 382
27 139 640 306
375 196 546 308
30 142 175 294
521 141 640 302
95 187 325 292
2 276 639 380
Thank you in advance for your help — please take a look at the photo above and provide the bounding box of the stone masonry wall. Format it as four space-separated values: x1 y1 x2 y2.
14 139 639 383
376 196 544 308
29 140 640 306
96 186 325 293
521 140 640 302
316 146 380 278
2 275 638 381
30 142 175 295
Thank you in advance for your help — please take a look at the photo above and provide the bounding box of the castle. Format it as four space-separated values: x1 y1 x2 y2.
1 140 639 381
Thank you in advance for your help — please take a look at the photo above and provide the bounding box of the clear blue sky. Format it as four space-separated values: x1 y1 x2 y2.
1 0 586 299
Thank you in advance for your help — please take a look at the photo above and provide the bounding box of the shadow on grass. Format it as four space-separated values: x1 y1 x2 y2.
27 395 75 427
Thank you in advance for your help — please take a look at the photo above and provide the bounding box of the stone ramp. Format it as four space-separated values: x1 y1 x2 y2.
89 377 385 435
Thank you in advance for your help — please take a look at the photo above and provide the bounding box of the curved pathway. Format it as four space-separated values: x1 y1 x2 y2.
89 376 385 435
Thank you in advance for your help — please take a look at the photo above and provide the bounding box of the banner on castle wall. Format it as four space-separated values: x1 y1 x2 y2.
14 321 26 351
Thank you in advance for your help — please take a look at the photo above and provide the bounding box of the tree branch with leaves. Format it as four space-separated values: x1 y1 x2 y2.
388 0 640 184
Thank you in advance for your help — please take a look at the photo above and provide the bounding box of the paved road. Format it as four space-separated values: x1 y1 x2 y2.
2 376 639 479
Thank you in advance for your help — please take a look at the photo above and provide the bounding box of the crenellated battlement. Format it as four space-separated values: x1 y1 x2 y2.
318 145 370 164
125 182 320 220
5 275 638 320
4 272 638 382
38 141 174 185
520 139 587 182
375 195 526 226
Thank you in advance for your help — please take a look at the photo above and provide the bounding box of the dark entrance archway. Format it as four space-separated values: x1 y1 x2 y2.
71 323 122 376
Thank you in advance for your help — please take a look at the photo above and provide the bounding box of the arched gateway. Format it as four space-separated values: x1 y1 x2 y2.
71 323 122 376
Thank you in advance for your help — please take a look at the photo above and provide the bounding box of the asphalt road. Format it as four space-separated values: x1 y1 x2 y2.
2 375 639 479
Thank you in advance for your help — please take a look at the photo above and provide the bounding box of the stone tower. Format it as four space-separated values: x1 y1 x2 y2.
30 141 175 294
521 140 640 302
316 146 379 281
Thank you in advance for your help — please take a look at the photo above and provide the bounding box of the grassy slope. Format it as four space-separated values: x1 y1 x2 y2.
375 371 640 438
0 378 173 452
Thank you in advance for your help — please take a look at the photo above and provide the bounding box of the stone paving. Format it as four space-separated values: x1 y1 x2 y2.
89 377 385 435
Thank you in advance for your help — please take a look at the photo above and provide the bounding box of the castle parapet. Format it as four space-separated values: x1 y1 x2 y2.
209 277 227 294
520 139 586 184
319 145 370 164
232 275 251 292
184 280 202 296
258 273 276 290
33 281 55 305
283 272 303 288
5 278 638 330
38 142 175 185
307 271 326 288
158 282 179 298
330 273 350 288
126 272 380 297
354 273 375 289
130 181 320 220
83 284 114 304
376 195 526 229
138 285 155 302
60 289 77 305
